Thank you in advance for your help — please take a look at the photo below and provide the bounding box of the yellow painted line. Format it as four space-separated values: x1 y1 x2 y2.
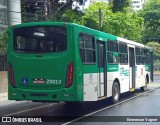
150 94 160 96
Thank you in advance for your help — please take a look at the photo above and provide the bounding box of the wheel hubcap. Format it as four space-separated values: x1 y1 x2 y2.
114 86 119 100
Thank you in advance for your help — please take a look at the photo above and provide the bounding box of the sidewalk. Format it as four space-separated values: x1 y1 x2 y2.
0 92 10 104
0 71 8 93
0 71 12 105
0 92 16 106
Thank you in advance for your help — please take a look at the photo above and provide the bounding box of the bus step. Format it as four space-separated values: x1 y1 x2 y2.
130 88 135 92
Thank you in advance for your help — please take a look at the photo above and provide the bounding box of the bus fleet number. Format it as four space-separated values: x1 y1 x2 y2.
47 79 61 84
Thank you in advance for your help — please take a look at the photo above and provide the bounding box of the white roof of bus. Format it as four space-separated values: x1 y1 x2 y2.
117 37 144 48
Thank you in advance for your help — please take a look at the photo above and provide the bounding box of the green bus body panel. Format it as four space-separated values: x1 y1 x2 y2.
8 22 80 101
73 23 117 75
8 22 118 102
145 64 150 72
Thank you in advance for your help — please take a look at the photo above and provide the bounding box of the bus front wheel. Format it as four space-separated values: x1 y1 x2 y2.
112 82 120 104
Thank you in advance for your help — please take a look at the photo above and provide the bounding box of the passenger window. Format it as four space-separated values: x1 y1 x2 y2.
136 47 142 65
107 40 119 64
119 43 128 64
79 34 96 64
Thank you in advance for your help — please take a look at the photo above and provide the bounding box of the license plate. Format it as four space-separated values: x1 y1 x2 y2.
34 79 45 84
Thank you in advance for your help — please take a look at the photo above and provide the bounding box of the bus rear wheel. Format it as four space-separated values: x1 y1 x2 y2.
112 82 120 104
140 77 148 91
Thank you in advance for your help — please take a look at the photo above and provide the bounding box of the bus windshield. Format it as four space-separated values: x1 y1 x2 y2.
13 26 67 53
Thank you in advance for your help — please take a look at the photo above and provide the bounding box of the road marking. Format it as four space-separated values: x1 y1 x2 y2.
4 103 55 116
62 87 160 125
150 94 160 96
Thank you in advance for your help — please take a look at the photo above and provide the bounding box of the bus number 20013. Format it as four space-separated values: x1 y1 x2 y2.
47 79 61 84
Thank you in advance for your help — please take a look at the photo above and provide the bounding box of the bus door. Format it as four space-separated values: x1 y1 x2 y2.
97 40 107 98
129 47 136 89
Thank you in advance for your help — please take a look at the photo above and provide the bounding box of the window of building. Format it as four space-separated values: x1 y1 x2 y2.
132 0 140 4
79 34 96 64
119 43 128 64
136 5 140 8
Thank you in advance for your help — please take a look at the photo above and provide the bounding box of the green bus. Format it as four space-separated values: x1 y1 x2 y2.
8 22 153 103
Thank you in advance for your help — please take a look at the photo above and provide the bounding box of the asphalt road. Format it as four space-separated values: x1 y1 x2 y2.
0 87 160 125
0 74 160 125
68 88 160 125
154 74 160 83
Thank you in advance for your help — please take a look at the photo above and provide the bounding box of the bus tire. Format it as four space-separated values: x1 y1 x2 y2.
140 77 148 91
112 82 120 104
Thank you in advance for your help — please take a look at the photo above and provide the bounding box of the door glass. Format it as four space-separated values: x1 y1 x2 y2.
98 44 104 68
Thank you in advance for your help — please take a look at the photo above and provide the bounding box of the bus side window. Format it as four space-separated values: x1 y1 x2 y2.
146 49 151 64
79 33 96 64
107 40 119 64
136 47 142 65
119 43 128 65
108 53 113 63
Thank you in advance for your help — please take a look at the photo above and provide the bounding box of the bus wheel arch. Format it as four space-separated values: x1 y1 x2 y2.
112 78 120 104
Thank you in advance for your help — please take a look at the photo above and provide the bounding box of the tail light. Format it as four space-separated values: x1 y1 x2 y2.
66 62 74 88
9 63 16 88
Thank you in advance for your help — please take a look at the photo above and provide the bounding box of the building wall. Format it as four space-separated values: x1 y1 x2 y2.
0 0 8 33
131 0 149 10
7 0 21 26
0 0 22 33
0 71 8 93
86 0 149 11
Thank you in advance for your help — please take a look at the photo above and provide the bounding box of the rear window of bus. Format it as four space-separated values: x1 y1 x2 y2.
13 26 67 53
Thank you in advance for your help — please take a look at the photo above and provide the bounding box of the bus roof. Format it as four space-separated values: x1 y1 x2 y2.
12 21 151 50
117 37 152 50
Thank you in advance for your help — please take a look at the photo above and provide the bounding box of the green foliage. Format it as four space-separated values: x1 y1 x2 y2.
140 0 160 43
83 2 143 42
109 0 131 13
0 29 8 55
147 41 160 71
21 1 143 43
55 9 85 25
147 42 160 60
83 2 112 30
105 12 143 42
83 17 99 30
21 0 72 22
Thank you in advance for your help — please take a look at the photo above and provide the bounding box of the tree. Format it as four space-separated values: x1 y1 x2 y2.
103 12 143 42
147 42 160 71
140 0 160 43
21 0 46 22
58 9 85 25
0 29 8 55
109 0 131 13
21 0 73 22
83 2 143 42
83 2 112 30
147 42 160 60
